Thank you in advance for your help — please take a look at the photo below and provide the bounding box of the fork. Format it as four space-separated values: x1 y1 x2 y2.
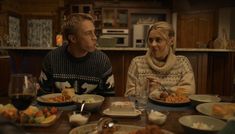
86 117 115 134
159 85 171 95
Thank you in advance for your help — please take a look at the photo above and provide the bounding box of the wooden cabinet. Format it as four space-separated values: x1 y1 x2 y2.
102 8 128 29
93 8 102 37
177 11 215 48
70 4 92 14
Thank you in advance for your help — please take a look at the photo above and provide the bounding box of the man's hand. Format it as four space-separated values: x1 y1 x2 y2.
106 75 115 89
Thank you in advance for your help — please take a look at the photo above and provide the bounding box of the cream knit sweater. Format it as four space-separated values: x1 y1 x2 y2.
125 48 195 96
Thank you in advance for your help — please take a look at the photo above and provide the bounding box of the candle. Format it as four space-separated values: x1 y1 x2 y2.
24 75 28 89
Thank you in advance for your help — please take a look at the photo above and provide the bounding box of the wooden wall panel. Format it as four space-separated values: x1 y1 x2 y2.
207 53 234 96
0 56 11 96
104 51 125 96
8 50 47 77
3 50 234 97
176 52 208 94
104 51 145 96
198 53 208 93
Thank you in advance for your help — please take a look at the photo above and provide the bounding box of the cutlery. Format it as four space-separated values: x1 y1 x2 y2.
86 117 115 134
80 100 85 113
160 85 171 95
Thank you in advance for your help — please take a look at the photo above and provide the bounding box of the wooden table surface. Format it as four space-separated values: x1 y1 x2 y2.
0 96 233 134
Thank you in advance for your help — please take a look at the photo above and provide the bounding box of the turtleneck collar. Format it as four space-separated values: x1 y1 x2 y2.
145 47 177 72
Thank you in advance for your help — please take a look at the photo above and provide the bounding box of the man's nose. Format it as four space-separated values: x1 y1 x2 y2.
92 32 97 40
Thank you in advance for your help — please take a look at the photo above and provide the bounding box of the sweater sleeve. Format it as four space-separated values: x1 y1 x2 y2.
125 58 138 96
169 57 196 95
38 55 54 95
96 53 115 96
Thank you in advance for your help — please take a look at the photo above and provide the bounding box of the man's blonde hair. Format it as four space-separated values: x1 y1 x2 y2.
62 13 94 41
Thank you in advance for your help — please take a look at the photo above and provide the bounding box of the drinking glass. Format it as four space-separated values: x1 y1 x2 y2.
8 74 37 121
133 78 149 112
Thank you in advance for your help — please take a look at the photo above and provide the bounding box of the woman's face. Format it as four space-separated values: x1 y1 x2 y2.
148 29 171 60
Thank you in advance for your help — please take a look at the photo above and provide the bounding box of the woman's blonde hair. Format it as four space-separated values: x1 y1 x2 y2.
145 21 175 51
62 13 94 41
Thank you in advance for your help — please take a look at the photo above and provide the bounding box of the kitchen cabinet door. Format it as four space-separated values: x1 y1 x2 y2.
102 8 128 29
177 11 215 48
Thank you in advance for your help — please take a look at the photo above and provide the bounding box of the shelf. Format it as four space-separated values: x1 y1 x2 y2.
1 46 235 52
0 46 56 50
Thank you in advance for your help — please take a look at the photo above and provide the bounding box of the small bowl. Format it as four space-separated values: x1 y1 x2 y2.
147 110 168 125
179 115 226 134
68 111 91 127
72 94 105 111
189 94 221 107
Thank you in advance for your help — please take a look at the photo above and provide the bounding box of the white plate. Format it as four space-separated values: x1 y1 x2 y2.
189 94 221 103
149 94 191 106
103 108 141 117
179 115 226 132
72 94 104 111
69 123 174 134
37 93 73 106
196 102 234 120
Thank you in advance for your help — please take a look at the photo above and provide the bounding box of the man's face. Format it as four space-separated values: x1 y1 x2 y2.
75 20 97 52
148 29 170 60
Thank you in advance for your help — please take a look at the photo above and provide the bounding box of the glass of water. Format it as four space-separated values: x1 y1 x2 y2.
134 78 149 112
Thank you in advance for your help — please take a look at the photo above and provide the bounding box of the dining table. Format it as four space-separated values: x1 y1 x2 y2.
0 96 233 134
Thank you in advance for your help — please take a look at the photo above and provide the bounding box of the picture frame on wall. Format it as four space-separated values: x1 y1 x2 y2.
26 15 56 48
8 15 21 47
27 18 53 47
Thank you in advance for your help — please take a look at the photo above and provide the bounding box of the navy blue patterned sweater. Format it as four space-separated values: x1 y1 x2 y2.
39 44 115 96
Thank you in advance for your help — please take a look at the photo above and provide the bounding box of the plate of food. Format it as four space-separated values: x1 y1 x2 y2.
0 104 62 127
102 101 141 118
37 93 74 106
72 94 104 111
149 92 191 106
196 102 235 121
69 124 174 134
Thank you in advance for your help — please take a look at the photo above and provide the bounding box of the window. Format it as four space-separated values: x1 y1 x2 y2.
27 19 53 47
9 16 21 47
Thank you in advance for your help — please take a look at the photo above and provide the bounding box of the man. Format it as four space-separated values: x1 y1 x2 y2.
39 13 115 96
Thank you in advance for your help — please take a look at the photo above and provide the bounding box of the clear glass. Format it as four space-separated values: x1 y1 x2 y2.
8 74 37 111
131 78 149 112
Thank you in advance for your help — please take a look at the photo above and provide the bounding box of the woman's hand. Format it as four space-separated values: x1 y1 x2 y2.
175 88 188 95
147 76 161 93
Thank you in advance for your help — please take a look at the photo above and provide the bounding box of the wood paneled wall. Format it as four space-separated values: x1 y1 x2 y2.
1 50 234 97
0 56 10 96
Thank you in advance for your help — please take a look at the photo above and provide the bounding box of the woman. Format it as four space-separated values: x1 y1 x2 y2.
125 21 195 97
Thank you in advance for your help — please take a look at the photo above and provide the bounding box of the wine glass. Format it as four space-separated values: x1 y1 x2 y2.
8 74 37 122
